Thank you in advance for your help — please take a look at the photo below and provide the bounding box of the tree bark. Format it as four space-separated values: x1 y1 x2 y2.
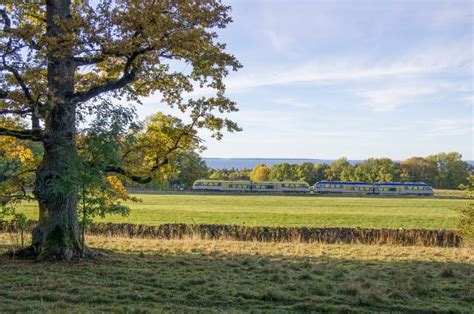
29 0 81 260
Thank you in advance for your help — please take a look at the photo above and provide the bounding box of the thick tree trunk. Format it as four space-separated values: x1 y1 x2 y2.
28 0 81 260
31 103 81 260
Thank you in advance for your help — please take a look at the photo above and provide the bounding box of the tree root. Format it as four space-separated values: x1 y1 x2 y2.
6 245 38 260
5 245 106 262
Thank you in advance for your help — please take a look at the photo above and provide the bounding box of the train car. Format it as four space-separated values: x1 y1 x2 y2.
192 180 226 191
313 181 433 196
225 181 253 192
280 181 311 193
313 181 374 194
375 182 433 196
401 182 433 196
192 180 310 193
373 183 403 195
252 182 279 192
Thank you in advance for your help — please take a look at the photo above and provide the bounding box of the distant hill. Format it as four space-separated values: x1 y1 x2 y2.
203 158 474 170
203 158 360 169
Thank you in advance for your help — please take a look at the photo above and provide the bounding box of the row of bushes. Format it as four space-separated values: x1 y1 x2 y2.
0 221 462 247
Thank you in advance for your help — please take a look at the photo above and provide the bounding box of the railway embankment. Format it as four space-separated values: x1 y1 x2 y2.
1 220 463 247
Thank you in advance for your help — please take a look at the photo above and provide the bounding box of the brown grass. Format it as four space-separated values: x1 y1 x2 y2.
0 220 463 247
0 233 472 312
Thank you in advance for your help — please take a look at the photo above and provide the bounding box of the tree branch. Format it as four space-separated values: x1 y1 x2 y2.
0 108 32 115
69 68 137 105
69 45 157 105
1 62 35 107
104 166 152 184
74 55 106 66
0 9 11 31
0 127 45 141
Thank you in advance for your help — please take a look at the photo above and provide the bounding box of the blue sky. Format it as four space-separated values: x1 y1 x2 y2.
136 0 473 160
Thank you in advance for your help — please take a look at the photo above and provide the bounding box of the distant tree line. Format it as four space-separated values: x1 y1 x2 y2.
207 152 472 190
125 152 471 190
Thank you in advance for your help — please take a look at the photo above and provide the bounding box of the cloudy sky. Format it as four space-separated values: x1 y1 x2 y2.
137 0 473 160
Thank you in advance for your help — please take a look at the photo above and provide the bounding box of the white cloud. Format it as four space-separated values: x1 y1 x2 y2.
225 41 471 92
418 118 473 137
272 98 313 109
355 86 436 112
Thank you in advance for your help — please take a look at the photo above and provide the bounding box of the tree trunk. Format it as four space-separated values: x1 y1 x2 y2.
29 0 81 260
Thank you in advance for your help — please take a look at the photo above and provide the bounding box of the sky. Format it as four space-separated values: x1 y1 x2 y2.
135 0 473 160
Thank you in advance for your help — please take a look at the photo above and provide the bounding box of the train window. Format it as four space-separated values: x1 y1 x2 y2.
254 184 274 189
229 184 249 189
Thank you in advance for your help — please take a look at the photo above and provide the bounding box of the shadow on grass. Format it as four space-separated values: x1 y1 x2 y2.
0 247 472 312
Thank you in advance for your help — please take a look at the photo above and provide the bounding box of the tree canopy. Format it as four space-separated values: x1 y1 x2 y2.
250 164 271 182
0 0 241 260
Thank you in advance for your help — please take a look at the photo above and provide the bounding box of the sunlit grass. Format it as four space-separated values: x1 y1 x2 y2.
17 194 465 229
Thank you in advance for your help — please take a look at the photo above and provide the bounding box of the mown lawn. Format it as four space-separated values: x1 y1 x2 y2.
0 234 472 312
17 194 465 229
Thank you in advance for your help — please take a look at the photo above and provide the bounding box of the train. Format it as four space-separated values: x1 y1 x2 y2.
313 181 433 196
192 179 434 196
192 180 310 192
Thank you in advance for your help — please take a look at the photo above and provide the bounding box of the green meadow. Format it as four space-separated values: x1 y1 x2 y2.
17 193 465 229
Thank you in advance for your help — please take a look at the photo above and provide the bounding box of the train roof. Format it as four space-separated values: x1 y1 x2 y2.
317 181 371 185
317 181 431 186
194 180 309 184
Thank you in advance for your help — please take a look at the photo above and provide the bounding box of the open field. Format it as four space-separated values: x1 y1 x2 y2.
434 189 469 198
1 233 472 312
17 194 466 229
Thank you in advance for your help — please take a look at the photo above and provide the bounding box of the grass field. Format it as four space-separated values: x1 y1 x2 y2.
17 194 466 229
1 233 472 312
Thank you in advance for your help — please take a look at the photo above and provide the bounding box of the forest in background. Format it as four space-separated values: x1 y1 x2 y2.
128 152 471 190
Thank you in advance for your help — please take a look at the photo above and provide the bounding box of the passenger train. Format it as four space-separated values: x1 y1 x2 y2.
192 179 433 196
313 181 433 196
192 180 310 193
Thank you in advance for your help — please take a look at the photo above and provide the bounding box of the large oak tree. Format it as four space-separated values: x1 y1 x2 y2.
0 0 241 260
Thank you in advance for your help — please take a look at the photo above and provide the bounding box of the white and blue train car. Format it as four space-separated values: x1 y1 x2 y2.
374 182 433 196
313 181 374 194
313 181 433 196
192 180 310 193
